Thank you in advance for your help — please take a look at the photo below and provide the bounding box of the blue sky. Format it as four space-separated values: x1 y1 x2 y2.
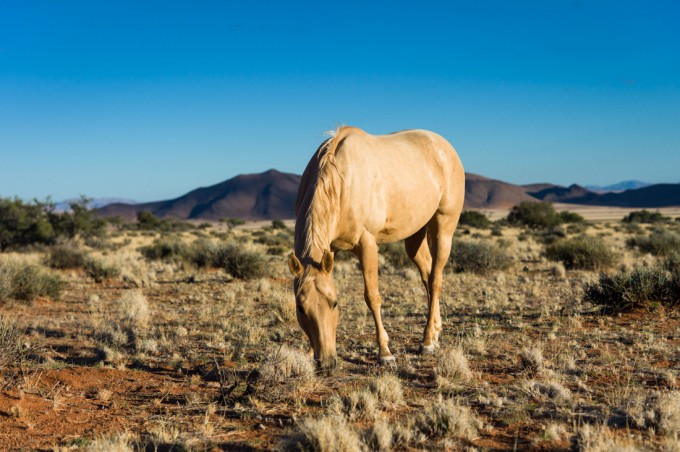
1 1 678 202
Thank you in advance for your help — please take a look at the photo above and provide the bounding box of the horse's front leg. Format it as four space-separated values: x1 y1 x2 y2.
354 231 395 364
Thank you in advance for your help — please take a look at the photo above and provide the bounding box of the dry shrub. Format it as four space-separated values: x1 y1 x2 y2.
256 345 315 402
119 290 150 330
88 431 137 452
576 424 639 452
435 348 473 388
83 257 120 283
584 266 680 313
45 242 87 269
368 373 404 408
623 391 680 437
0 260 63 302
366 419 393 452
344 389 378 420
416 396 482 440
0 317 26 389
519 346 544 373
284 415 362 452
626 229 680 257
523 379 572 404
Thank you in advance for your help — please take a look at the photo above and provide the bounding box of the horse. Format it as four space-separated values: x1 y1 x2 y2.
288 126 465 372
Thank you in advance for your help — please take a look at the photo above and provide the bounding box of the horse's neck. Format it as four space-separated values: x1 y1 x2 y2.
296 195 338 265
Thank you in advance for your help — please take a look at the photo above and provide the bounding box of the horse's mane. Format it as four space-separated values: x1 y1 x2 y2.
300 126 351 261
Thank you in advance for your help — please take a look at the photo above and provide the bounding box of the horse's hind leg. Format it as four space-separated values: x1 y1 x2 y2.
421 213 458 353
404 226 432 300
354 230 395 364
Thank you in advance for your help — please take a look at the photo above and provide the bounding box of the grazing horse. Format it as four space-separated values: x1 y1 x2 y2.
288 126 465 371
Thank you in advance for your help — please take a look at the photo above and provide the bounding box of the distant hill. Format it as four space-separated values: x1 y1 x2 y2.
585 180 651 193
97 169 301 221
464 173 538 208
96 170 680 221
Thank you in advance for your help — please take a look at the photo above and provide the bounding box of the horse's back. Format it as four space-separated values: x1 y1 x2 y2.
335 128 465 242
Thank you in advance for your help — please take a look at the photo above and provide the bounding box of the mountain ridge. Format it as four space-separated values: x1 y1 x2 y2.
96 171 680 221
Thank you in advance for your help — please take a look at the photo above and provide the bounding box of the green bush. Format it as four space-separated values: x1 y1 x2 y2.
45 243 88 269
212 244 265 280
584 266 680 313
458 211 491 229
626 229 680 257
0 197 105 251
507 201 562 229
622 210 669 224
544 236 616 270
0 261 63 302
139 237 189 262
559 211 585 224
448 240 512 275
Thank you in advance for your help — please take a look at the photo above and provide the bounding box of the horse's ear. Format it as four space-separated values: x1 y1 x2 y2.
321 249 333 274
288 253 303 277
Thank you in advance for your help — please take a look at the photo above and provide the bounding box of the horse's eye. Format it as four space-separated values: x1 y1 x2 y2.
332 300 338 309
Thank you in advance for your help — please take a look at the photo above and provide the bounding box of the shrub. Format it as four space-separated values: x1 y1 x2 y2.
285 416 362 452
415 397 482 440
435 348 473 387
83 258 120 283
507 201 563 229
558 210 585 223
448 240 512 275
0 261 63 302
369 374 404 408
584 266 680 313
626 229 680 257
622 209 669 224
45 243 88 269
139 237 189 262
458 210 491 229
256 345 315 402
0 317 26 388
212 244 265 280
544 236 616 270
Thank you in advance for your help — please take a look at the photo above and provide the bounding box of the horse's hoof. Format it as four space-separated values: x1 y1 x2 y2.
379 355 396 366
420 344 436 355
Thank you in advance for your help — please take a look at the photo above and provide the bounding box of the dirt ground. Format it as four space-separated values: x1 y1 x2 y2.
1 215 679 450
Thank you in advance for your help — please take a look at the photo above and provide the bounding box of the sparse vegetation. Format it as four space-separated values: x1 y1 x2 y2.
627 229 680 257
0 260 63 302
2 213 680 449
584 265 680 312
544 235 616 270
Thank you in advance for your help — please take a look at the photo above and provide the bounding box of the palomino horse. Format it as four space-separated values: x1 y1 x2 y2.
288 126 465 371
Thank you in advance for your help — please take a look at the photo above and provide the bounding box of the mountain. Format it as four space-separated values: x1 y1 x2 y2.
585 180 651 193
526 184 598 203
97 169 301 221
96 170 680 221
464 173 538 208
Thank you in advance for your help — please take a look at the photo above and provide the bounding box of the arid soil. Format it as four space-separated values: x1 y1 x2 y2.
1 214 679 450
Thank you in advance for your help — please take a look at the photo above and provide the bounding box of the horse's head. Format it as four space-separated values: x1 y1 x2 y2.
288 250 338 372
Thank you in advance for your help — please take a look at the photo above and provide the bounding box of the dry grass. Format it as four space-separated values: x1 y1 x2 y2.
1 220 680 450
